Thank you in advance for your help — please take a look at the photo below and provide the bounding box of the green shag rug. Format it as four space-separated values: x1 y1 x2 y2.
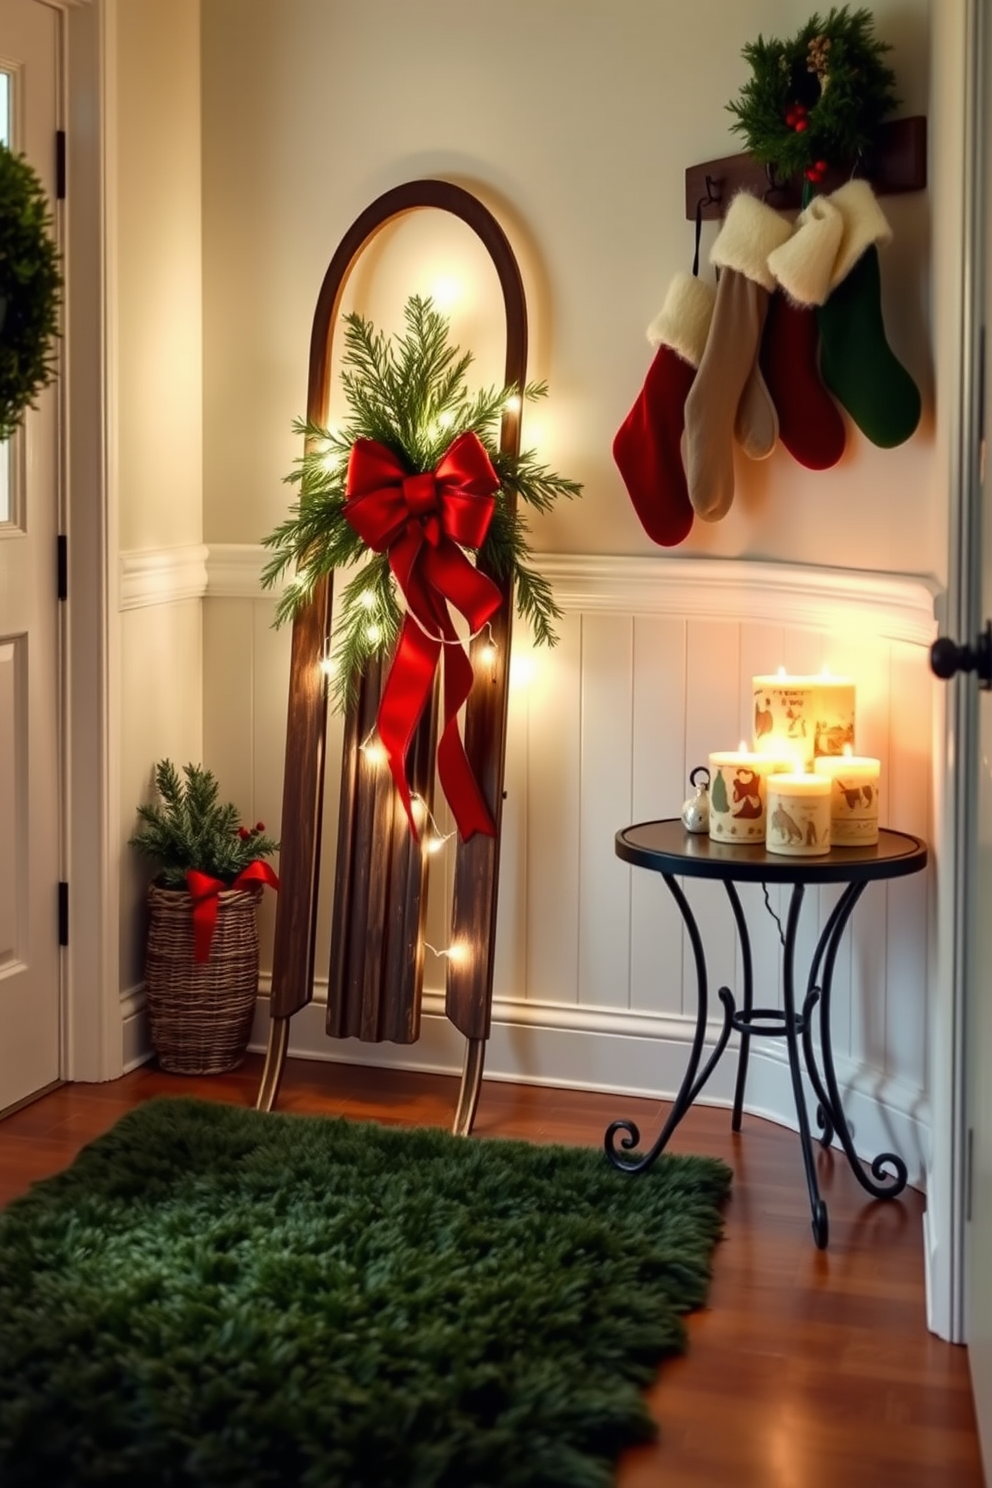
0 1097 731 1488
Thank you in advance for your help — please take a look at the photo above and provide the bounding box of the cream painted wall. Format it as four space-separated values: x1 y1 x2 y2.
119 601 204 990
114 0 205 992
200 0 936 580
116 0 202 553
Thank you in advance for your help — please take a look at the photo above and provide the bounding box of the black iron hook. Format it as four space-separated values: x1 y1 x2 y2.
692 175 722 276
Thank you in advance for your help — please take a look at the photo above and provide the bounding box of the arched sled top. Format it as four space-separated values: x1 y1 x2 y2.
306 179 529 456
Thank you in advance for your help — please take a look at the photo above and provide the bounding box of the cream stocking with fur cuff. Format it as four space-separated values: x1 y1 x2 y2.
683 193 792 522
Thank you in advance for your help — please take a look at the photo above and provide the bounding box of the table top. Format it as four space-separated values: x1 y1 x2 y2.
616 820 928 885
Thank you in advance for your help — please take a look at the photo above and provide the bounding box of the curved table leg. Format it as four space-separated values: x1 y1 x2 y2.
725 881 753 1132
606 873 734 1173
811 881 908 1199
781 884 829 1249
801 884 864 1148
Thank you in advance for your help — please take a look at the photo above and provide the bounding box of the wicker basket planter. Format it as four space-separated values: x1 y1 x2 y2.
144 883 263 1075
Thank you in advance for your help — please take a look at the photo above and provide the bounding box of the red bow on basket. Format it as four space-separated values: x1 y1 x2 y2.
344 430 503 841
185 861 280 963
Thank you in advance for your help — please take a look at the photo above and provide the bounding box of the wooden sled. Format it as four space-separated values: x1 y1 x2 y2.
256 180 528 1136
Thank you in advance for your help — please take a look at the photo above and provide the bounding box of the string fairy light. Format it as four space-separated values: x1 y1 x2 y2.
409 792 455 856
423 940 470 966
358 728 387 768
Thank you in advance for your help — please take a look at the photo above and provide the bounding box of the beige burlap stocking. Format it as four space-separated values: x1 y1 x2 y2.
683 193 792 522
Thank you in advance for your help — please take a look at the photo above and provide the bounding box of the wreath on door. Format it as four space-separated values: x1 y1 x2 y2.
0 142 61 441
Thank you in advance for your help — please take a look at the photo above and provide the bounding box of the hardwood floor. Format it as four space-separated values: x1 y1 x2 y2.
0 1057 984 1487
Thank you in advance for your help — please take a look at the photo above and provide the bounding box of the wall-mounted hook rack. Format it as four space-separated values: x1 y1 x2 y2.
685 115 927 220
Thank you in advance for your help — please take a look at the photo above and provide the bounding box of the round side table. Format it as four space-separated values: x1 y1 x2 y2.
608 820 928 1248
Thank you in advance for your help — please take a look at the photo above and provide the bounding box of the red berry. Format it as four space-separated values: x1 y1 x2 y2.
795 119 809 133
805 166 824 182
815 159 828 172
785 108 797 126
238 826 250 840
795 103 808 116
255 821 265 833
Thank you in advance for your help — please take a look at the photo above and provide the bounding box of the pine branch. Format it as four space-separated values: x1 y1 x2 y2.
261 295 582 704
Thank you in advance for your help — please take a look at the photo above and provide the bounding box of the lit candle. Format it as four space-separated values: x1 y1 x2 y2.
708 745 792 844
766 772 832 856
752 670 856 765
813 749 881 846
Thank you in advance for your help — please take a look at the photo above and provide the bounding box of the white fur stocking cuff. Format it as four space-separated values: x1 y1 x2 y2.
646 272 716 369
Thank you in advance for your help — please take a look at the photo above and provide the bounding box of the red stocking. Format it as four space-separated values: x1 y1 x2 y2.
613 272 714 547
760 292 846 471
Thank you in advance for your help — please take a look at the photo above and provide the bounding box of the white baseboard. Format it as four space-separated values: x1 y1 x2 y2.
120 976 928 1190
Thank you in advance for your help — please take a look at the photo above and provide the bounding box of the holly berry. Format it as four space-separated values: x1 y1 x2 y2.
794 118 809 133
238 826 251 840
255 821 266 833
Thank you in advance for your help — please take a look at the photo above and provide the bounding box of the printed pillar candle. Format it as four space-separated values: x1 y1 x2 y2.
813 752 881 845
708 748 791 844
752 671 856 765
766 772 832 856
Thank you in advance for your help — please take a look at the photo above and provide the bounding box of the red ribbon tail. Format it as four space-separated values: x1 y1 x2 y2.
185 870 224 963
377 616 441 837
436 624 496 842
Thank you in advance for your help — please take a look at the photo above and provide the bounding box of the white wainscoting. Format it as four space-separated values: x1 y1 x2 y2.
121 544 940 1186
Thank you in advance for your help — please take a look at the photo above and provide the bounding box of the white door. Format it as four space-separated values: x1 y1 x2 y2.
965 0 992 1468
0 0 62 1112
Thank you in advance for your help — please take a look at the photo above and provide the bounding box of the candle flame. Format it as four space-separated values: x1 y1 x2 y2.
842 743 853 757
777 665 787 678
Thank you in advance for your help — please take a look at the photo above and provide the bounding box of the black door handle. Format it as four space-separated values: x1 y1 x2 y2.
930 621 992 687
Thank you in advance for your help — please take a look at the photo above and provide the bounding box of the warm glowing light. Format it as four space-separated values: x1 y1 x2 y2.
360 734 387 768
437 409 456 430
479 643 497 668
359 590 377 610
425 835 445 856
319 655 336 679
842 743 853 757
430 275 461 310
503 393 522 415
777 665 787 679
424 939 470 965
365 624 382 645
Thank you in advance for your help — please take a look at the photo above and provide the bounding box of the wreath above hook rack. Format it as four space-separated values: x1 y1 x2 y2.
685 113 926 220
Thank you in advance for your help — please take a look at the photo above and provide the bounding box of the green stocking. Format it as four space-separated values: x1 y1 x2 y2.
817 246 921 449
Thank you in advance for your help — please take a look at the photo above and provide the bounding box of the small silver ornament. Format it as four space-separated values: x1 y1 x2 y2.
681 765 711 834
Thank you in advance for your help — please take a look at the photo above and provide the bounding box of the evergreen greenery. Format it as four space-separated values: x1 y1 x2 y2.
0 1096 731 1488
128 760 279 890
0 142 62 441
261 296 582 712
727 6 898 181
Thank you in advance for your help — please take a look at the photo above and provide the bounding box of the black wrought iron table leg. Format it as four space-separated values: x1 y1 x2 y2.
811 881 909 1200
800 883 864 1149
724 881 753 1132
781 883 829 1249
605 873 734 1173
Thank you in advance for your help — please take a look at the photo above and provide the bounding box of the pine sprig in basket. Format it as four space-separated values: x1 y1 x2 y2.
129 761 280 890
261 296 581 712
726 6 899 185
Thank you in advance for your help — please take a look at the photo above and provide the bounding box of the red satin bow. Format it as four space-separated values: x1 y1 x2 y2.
344 431 503 840
186 861 280 963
